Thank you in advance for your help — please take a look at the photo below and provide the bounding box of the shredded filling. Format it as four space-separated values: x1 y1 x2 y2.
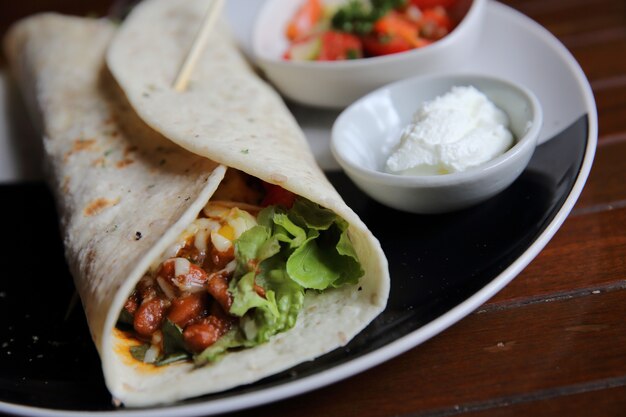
117 170 364 366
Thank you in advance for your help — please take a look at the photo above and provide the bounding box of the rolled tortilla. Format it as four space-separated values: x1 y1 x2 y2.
4 1 389 408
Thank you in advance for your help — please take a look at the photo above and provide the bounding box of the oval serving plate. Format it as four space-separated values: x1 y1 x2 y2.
0 2 597 416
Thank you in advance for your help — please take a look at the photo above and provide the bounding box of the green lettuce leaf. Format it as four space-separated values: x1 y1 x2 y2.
264 268 305 331
273 212 308 248
289 199 338 231
285 205 363 289
230 271 280 319
195 198 364 363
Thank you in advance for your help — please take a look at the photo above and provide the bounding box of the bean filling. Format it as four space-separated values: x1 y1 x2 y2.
119 171 296 362
116 169 364 366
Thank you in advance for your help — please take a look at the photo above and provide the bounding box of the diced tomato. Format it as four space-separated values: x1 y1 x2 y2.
317 31 363 60
362 33 430 56
282 0 454 59
284 31 362 61
422 7 453 29
373 11 421 47
283 33 321 60
286 0 323 41
261 183 297 208
419 7 453 38
409 0 457 8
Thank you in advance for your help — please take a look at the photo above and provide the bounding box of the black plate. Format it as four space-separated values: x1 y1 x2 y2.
0 115 588 413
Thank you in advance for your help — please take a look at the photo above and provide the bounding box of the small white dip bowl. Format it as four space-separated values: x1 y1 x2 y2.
331 73 543 214
252 0 487 109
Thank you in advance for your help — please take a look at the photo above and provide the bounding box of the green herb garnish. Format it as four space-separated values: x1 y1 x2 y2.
331 0 407 34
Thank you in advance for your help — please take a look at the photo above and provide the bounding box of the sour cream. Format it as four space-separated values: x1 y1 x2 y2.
385 86 514 175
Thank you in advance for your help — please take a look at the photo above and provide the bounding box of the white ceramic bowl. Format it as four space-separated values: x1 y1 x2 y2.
252 0 487 109
331 74 543 214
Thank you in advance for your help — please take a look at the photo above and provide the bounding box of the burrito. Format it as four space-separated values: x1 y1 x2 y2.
4 0 389 407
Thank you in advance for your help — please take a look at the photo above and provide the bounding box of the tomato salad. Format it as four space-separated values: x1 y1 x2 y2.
117 170 364 366
284 0 460 61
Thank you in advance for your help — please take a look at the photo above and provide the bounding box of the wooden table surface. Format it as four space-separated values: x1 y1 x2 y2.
1 0 625 416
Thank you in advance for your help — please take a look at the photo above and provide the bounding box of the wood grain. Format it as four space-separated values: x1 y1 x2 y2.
594 82 626 138
460 385 626 417
575 139 626 208
227 289 626 417
487 207 626 306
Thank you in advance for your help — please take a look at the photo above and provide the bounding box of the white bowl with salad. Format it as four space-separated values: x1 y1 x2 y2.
252 0 487 108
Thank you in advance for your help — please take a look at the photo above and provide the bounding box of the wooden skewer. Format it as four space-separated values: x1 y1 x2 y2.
172 0 225 92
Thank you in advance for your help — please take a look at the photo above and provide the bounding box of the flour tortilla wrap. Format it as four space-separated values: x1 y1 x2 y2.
4 2 389 407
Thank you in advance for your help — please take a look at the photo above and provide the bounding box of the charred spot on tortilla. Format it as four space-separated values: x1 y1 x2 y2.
92 157 106 168
61 176 70 194
117 170 365 367
73 138 97 150
84 197 120 217
116 158 135 168
64 138 98 161
269 173 288 184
